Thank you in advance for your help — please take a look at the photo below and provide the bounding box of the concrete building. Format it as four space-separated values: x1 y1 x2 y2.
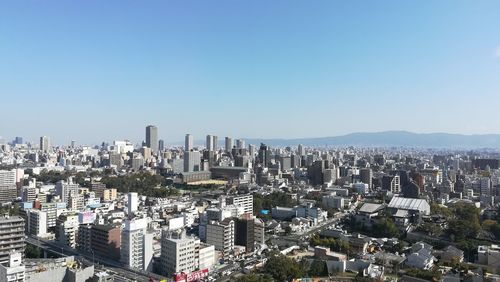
39 136 50 152
56 213 79 249
196 241 215 271
185 134 193 151
27 209 47 237
184 150 201 172
91 224 121 261
127 192 138 216
159 230 196 276
224 137 233 153
206 218 234 257
120 218 153 271
235 216 254 253
0 215 25 265
226 194 253 215
0 253 25 282
0 170 17 204
478 245 500 269
56 179 80 204
145 125 158 153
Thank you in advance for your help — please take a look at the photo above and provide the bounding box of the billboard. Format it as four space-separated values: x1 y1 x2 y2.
174 269 209 282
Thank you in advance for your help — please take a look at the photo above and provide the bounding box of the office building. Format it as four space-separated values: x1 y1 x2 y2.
159 230 196 276
0 215 25 265
360 168 373 189
196 241 215 271
206 135 217 152
185 134 193 151
224 137 233 153
158 139 165 152
39 136 50 152
145 125 158 153
121 218 153 271
236 139 245 150
184 150 201 172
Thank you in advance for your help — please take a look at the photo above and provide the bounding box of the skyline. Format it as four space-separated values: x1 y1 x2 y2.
1 0 500 144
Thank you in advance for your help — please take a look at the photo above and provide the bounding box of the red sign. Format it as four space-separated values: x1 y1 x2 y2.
174 269 209 282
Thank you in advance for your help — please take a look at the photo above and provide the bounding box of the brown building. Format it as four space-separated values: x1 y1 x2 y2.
91 224 121 260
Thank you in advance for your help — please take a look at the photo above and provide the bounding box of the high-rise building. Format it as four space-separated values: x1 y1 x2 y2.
236 139 245 150
159 230 196 276
206 135 217 152
121 218 153 271
91 224 121 260
360 168 373 189
127 192 138 215
26 209 47 237
158 139 165 152
235 216 255 253
206 218 234 257
0 170 17 204
0 215 25 265
55 178 80 204
145 125 158 153
225 137 233 153
298 144 305 156
185 134 193 151
184 151 201 172
56 213 79 248
39 136 50 152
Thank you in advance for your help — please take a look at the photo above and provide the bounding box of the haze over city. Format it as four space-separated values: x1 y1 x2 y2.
1 0 500 145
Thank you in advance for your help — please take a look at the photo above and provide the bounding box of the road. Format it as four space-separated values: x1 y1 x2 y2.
26 236 167 282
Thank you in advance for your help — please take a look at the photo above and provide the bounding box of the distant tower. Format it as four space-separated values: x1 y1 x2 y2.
128 192 138 215
206 135 217 151
185 134 193 151
39 136 50 152
236 139 245 150
71 140 76 148
145 125 158 153
225 137 233 153
158 139 165 152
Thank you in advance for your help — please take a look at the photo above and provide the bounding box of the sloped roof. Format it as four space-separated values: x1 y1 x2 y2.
359 203 384 214
388 197 429 211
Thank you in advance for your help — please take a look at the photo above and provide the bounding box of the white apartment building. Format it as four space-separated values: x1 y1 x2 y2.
56 213 79 248
226 194 253 215
121 218 153 271
160 230 196 276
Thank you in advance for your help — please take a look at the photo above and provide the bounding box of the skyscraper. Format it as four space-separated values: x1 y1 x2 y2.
158 139 165 152
205 135 214 151
39 136 50 152
185 134 193 151
236 139 245 150
225 137 233 153
145 125 158 153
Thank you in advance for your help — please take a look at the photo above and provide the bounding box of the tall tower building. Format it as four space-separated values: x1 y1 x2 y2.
145 125 158 153
206 135 215 151
55 178 80 205
158 139 165 152
185 134 193 151
225 137 233 153
236 139 245 150
39 136 50 152
184 151 201 172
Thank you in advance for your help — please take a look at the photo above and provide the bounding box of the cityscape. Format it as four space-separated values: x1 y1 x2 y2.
1 129 500 282
2 1 500 282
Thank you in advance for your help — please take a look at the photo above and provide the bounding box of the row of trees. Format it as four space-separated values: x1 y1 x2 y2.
253 192 298 216
101 172 180 198
309 234 351 255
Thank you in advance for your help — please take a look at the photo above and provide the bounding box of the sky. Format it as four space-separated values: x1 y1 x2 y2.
1 1 500 146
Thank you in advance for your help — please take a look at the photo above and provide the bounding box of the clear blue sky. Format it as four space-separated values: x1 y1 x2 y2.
1 1 500 145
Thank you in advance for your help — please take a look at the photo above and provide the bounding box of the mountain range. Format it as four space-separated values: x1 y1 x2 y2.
238 131 500 148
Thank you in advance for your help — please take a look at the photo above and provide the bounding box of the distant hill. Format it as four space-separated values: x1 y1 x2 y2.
240 131 500 148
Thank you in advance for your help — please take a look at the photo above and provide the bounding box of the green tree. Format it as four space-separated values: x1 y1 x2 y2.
264 252 305 281
308 260 328 277
236 274 273 282
25 245 42 258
